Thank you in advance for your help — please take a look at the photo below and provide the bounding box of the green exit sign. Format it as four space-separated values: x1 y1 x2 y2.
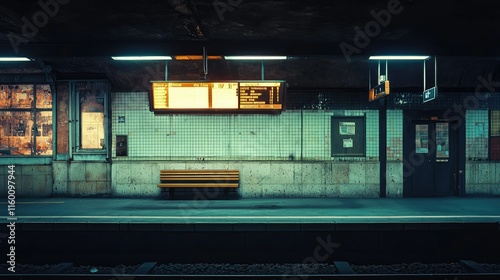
423 87 437 103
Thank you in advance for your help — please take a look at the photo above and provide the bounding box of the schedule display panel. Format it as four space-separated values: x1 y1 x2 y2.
150 81 284 113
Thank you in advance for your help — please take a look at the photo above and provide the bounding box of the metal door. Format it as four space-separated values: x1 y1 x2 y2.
409 121 457 196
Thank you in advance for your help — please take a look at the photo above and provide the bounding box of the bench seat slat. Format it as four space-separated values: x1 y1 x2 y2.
160 175 240 180
158 170 239 198
160 175 238 177
161 170 239 173
158 183 239 188
160 178 238 183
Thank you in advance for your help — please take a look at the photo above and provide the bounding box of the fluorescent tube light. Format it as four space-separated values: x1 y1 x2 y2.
369 56 430 60
224 56 287 60
112 56 172 60
0 57 30 62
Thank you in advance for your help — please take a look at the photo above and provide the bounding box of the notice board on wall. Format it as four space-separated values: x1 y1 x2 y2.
149 80 285 113
331 116 366 157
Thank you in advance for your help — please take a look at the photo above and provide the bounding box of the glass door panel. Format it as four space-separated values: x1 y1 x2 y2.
435 122 449 161
415 124 429 154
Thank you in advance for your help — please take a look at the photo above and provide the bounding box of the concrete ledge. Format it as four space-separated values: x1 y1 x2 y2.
13 222 500 232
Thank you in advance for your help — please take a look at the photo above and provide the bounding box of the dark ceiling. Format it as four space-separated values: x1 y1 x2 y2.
0 0 499 91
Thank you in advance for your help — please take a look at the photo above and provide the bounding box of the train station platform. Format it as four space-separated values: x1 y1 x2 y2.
4 196 500 225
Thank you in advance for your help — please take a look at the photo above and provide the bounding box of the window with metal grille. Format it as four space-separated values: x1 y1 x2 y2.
0 84 53 156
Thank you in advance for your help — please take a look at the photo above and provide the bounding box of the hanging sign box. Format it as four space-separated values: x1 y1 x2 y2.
368 80 390 102
423 87 437 103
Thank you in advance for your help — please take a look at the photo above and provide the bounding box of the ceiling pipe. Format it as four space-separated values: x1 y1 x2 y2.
435 56 438 88
423 59 426 90
261 60 264 80
165 60 168 81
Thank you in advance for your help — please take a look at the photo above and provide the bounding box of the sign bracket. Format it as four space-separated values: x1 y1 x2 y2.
368 59 390 102
423 56 438 103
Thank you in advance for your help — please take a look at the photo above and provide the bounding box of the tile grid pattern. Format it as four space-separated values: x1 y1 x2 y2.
466 110 489 160
111 92 381 161
111 92 496 162
387 110 403 161
491 110 500 160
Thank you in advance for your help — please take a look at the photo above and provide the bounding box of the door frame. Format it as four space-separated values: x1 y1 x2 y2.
402 110 466 197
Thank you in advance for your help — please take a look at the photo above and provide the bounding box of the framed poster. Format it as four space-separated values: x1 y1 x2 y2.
331 116 365 157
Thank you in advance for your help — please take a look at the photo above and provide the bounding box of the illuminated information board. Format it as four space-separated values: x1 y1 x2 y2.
239 82 281 109
150 81 284 113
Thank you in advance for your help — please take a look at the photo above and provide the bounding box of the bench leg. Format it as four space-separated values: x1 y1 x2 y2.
169 188 175 199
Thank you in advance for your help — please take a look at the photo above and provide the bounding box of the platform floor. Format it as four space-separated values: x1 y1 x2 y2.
2 197 500 224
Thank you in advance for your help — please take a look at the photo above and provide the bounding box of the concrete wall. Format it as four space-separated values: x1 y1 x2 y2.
52 161 111 196
112 161 381 198
466 162 500 196
386 162 404 197
0 165 52 197
2 161 498 198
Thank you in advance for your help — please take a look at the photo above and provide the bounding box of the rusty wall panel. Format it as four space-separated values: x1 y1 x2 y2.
56 82 69 154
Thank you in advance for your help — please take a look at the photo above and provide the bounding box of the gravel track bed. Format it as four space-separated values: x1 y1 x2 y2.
151 263 337 275
480 263 500 272
4 262 500 274
352 262 468 274
65 264 140 274
6 264 139 274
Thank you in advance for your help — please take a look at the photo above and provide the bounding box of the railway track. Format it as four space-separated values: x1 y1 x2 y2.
2 260 500 280
2 273 500 279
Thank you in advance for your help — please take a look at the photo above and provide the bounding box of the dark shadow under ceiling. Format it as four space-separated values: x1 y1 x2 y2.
0 0 498 90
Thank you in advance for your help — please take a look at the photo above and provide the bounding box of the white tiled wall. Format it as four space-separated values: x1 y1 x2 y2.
466 110 489 160
111 92 381 161
386 110 403 161
365 110 380 158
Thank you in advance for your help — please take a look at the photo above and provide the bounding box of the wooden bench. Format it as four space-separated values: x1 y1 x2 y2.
157 170 239 198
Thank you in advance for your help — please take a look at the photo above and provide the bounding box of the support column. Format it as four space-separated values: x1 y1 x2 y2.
379 98 387 197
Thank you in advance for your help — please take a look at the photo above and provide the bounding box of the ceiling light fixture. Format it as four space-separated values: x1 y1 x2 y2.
0 57 30 62
175 55 222 60
111 56 172 60
369 56 430 60
224 56 287 60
